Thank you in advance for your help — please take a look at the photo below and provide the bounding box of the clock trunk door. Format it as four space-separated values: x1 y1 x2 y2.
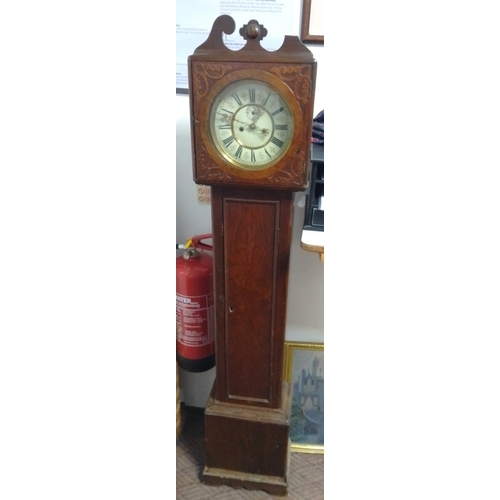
211 186 293 409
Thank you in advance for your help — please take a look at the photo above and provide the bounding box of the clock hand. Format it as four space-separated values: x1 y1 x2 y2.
217 112 269 135
216 111 233 120
233 118 270 135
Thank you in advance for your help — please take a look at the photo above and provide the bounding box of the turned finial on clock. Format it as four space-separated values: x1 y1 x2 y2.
240 19 267 41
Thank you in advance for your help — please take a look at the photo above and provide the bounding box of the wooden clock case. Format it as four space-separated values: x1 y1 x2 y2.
187 15 317 495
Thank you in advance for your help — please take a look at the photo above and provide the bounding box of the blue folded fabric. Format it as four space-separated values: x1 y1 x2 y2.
311 110 324 144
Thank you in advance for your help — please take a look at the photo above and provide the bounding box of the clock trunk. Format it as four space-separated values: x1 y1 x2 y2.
202 186 294 494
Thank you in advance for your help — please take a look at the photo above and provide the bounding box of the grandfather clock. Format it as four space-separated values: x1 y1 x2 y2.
187 15 316 495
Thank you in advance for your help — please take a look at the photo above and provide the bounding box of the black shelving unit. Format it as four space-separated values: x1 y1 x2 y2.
303 143 324 231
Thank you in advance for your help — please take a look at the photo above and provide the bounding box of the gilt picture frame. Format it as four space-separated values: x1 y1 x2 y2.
284 341 324 454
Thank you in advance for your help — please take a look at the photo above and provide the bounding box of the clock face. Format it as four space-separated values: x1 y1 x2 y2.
208 79 294 170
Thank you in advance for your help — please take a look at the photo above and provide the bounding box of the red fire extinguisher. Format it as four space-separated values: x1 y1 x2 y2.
176 234 215 373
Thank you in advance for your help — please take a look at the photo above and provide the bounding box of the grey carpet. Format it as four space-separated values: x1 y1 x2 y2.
176 404 324 499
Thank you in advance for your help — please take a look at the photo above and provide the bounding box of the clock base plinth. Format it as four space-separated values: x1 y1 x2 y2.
202 381 291 496
202 466 288 496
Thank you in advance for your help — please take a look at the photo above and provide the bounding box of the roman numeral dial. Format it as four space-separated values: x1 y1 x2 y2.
210 79 293 170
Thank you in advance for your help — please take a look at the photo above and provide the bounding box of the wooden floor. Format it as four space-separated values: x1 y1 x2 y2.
176 404 324 499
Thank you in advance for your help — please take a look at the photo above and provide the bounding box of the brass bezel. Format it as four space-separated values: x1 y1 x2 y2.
208 78 294 171
198 68 305 180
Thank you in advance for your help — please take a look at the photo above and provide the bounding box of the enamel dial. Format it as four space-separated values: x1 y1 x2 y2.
209 79 294 170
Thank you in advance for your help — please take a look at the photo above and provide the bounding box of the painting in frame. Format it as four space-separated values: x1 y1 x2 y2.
300 0 324 44
284 341 324 454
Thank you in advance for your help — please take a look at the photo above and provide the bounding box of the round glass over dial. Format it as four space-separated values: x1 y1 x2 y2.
208 79 294 170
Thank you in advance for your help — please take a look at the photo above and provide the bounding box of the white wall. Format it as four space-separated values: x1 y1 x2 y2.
176 45 325 407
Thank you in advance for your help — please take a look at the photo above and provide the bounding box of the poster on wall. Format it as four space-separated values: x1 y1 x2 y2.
176 0 301 94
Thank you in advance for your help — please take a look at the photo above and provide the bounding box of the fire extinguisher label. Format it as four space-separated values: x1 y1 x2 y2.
176 293 214 352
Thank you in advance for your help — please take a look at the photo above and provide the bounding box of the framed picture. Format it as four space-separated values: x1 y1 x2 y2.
284 341 324 454
300 0 324 44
